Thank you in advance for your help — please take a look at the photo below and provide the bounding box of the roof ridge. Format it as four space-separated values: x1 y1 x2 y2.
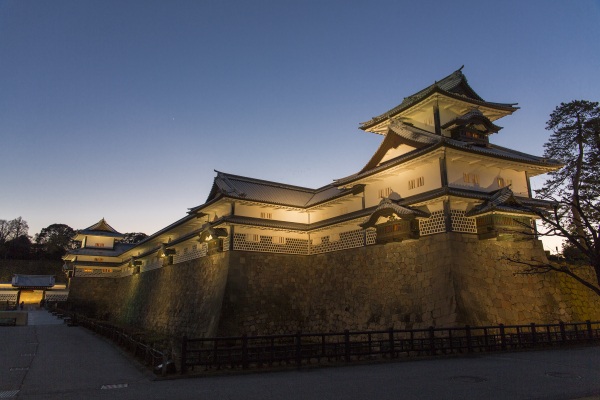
218 171 319 193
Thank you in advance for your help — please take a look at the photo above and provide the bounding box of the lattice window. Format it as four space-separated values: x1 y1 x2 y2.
378 187 393 198
260 212 272 219
246 233 260 243
497 177 512 188
419 210 447 236
272 236 286 245
450 209 477 233
222 235 230 251
409 177 425 190
310 229 365 254
233 233 309 255
463 173 480 185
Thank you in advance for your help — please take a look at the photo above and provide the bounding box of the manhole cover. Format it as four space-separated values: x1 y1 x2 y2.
545 371 581 380
449 375 487 383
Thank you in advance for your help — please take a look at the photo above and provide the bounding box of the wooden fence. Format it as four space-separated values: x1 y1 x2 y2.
181 321 600 373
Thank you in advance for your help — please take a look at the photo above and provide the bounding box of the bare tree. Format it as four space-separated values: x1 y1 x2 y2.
509 100 600 296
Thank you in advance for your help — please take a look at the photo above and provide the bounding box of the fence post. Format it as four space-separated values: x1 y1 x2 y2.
530 323 537 347
388 327 395 359
344 330 351 362
586 320 593 342
161 352 168 376
180 336 188 374
429 326 436 356
465 325 472 353
242 334 249 369
559 321 566 344
499 324 507 351
295 331 302 366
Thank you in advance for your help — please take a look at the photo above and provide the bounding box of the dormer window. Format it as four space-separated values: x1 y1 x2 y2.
441 109 501 145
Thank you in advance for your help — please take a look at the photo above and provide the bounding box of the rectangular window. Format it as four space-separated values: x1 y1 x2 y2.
463 173 480 185
192 244 197 251
378 187 393 198
246 233 260 242
94 243 105 247
417 176 424 187
408 180 415 190
260 212 272 219
272 236 286 245
497 177 512 187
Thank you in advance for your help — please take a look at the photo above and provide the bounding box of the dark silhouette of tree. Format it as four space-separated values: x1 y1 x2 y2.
120 232 148 244
508 100 600 296
34 223 77 260
1 217 30 259
5 235 32 259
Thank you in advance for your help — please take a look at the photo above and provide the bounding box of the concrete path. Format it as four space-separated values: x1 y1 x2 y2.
1 315 600 399
25 310 63 326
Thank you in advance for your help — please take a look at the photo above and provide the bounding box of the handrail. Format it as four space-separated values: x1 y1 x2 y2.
180 320 600 374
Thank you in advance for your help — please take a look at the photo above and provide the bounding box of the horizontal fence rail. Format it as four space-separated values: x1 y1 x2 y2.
181 321 600 373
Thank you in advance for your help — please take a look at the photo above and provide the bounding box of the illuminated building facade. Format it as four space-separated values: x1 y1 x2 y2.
64 67 560 277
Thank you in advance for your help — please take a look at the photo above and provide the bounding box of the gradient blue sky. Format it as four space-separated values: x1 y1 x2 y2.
1 1 599 251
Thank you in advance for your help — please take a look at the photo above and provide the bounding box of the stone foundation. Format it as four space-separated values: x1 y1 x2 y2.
68 233 600 338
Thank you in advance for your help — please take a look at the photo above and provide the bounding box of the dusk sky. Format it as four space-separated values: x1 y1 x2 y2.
1 1 599 252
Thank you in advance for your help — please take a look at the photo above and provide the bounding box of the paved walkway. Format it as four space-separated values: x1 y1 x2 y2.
1 311 600 399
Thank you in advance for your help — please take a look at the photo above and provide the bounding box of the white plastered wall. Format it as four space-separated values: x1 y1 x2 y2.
235 203 308 223
447 159 529 196
84 235 114 249
364 160 442 208
309 196 363 223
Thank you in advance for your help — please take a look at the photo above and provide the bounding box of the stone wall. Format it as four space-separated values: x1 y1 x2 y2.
68 252 229 338
68 233 600 338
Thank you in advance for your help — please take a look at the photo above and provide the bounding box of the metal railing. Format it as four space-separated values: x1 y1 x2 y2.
181 321 600 373
62 312 173 375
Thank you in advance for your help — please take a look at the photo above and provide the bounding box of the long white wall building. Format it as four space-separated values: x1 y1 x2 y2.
64 68 562 278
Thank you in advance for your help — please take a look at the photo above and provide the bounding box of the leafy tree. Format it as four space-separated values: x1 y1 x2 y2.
34 223 77 260
120 232 148 244
509 100 600 296
5 234 33 259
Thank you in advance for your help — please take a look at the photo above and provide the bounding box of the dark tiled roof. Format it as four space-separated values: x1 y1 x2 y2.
440 109 502 133
217 207 376 232
465 187 540 217
203 171 355 209
335 132 561 186
396 186 552 209
77 218 124 238
360 68 518 130
360 199 430 229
